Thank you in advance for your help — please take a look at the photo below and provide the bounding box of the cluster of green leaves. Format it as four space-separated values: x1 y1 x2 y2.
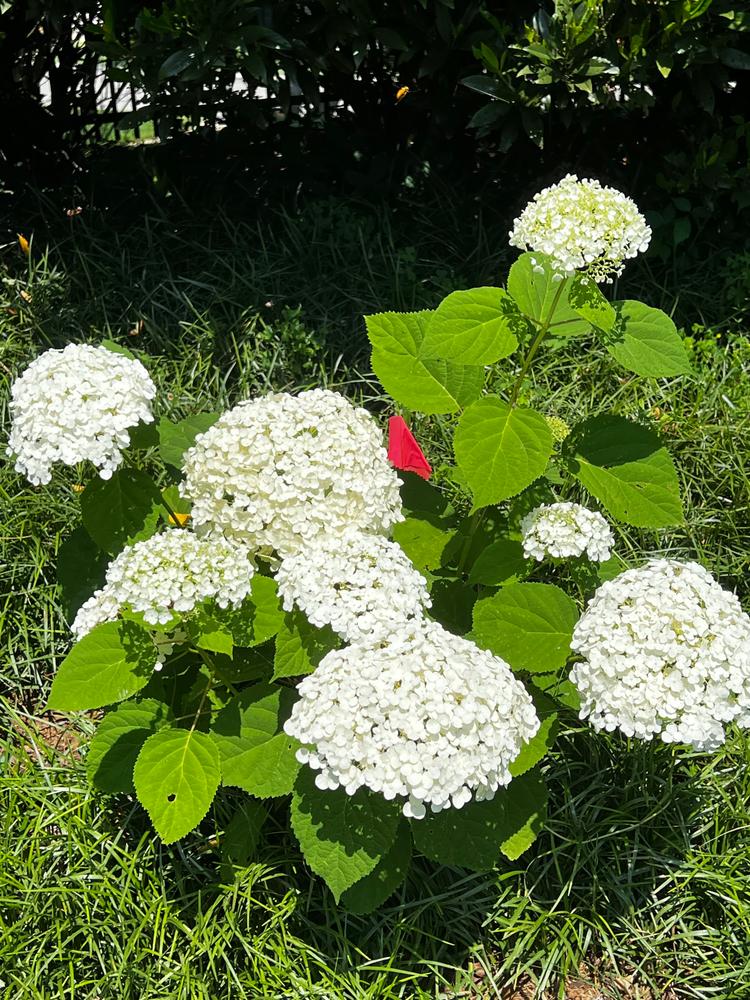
366 252 690 524
466 2 749 145
86 0 483 139
465 2 750 252
360 251 693 897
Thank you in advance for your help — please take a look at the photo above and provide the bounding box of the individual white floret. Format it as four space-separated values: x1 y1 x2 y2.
509 174 651 282
72 529 255 630
285 620 540 818
570 559 750 750
521 502 614 562
180 389 403 556
7 343 156 485
275 528 431 644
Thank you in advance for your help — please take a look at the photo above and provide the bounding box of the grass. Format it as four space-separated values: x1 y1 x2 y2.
2 191 750 998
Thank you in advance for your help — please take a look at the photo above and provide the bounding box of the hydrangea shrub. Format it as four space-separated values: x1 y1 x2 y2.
10 176 750 910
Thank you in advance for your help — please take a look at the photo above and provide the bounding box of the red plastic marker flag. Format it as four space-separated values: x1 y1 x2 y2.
387 415 432 480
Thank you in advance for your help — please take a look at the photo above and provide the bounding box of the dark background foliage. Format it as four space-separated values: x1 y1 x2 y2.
2 0 749 259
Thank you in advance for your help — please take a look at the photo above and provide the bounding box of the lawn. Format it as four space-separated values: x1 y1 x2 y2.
2 191 750 999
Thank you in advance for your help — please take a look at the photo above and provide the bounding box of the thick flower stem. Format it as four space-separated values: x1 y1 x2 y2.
509 277 568 406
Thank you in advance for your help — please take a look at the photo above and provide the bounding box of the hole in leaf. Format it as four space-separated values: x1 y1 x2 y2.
167 793 176 802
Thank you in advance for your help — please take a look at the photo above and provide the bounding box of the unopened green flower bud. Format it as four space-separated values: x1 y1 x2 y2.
545 415 571 442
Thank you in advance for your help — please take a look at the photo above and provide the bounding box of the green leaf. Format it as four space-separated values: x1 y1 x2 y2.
392 517 454 572
273 610 339 680
419 287 524 365
214 576 285 647
100 339 135 359
291 768 401 902
507 253 590 337
213 644 274 685
568 276 616 333
473 583 578 673
366 311 484 415
158 413 220 469
570 415 683 527
220 799 268 873
57 526 107 620
606 301 693 377
133 728 220 844
454 398 553 508
532 672 581 711
81 468 163 554
468 538 527 586
399 473 456 526
442 509 509 571
128 421 160 450
411 770 547 869
429 579 477 636
211 684 300 797
720 46 750 71
188 609 234 656
87 698 173 793
510 689 558 778
422 359 484 409
340 820 412 914
47 620 157 712
596 551 630 583
158 49 194 79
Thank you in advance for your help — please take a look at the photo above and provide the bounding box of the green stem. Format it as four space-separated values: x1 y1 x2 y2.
161 494 187 528
457 508 486 575
509 277 568 406
196 646 241 698
189 671 213 734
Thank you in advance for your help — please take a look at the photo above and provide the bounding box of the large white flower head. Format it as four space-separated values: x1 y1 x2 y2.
285 620 540 819
521 502 614 562
71 529 255 631
570 559 750 750
7 344 156 486
275 528 431 644
180 389 403 556
509 174 651 282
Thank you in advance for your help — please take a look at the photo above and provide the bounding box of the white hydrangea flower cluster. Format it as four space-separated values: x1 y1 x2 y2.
284 620 540 819
71 529 255 633
181 389 403 557
509 174 651 282
570 559 750 750
7 344 156 485
521 502 614 562
275 529 431 644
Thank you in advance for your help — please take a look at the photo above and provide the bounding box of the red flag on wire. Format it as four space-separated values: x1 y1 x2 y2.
387 415 432 480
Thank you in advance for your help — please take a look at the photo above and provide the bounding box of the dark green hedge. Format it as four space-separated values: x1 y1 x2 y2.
2 1 749 249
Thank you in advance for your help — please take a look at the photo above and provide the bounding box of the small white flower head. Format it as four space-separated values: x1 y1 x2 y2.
521 502 614 562
284 620 540 818
570 559 750 750
7 344 156 485
71 586 121 639
181 389 403 556
275 528 431 644
509 174 651 282
72 530 255 629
